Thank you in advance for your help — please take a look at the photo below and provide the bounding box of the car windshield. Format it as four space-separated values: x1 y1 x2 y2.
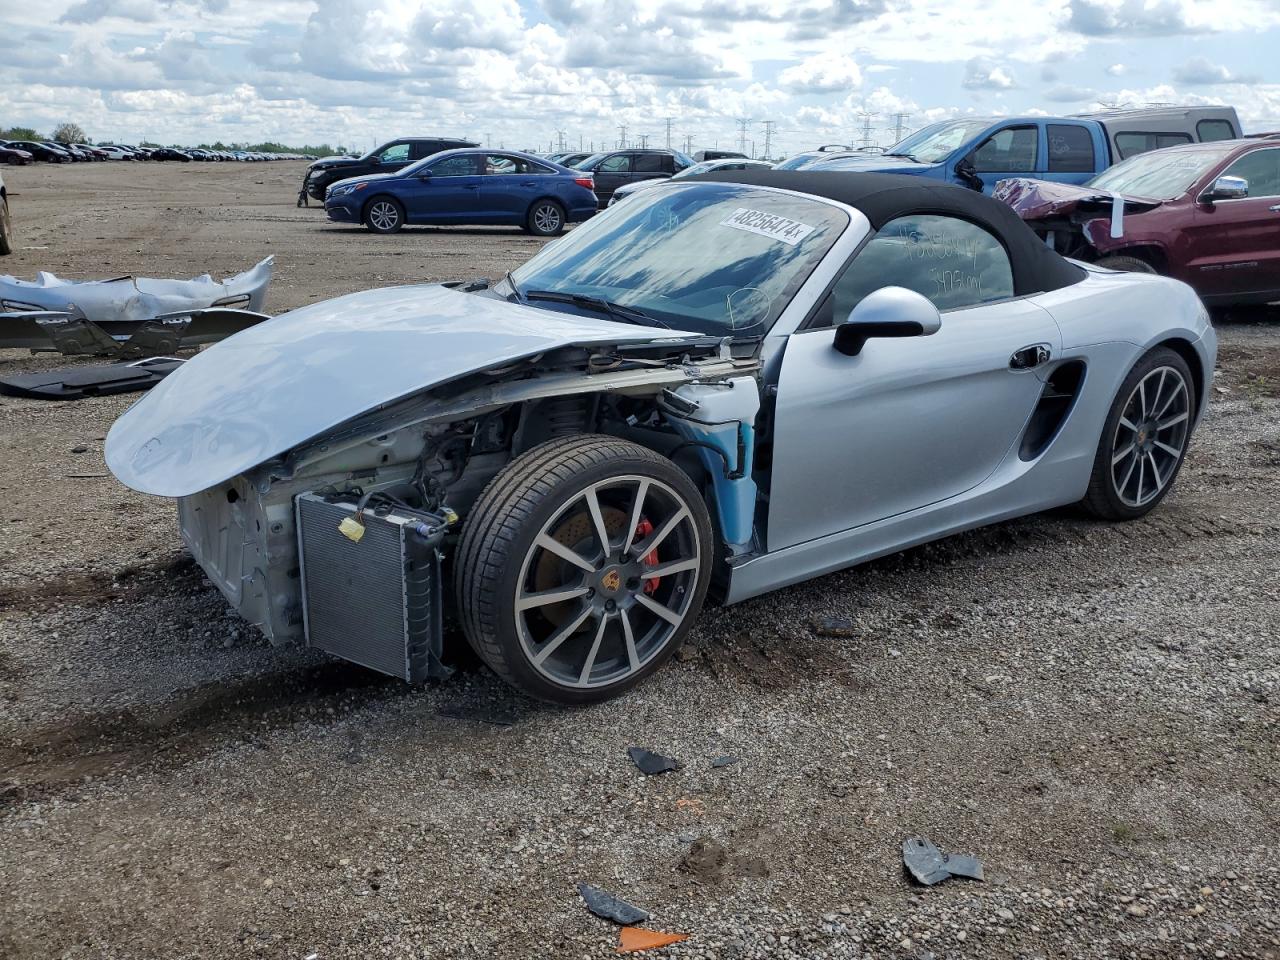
774 152 821 170
1087 145 1239 200
510 182 849 336
674 161 718 178
575 153 608 171
887 119 992 163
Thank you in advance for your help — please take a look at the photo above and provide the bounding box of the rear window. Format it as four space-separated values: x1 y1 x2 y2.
1047 125 1096 173
1197 119 1237 142
1114 131 1193 160
633 153 671 173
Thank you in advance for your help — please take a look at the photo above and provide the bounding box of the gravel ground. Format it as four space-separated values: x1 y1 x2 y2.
2 162 1279 960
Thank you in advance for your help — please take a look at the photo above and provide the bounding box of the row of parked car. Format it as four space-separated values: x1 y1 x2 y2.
305 104 1277 307
0 140 306 164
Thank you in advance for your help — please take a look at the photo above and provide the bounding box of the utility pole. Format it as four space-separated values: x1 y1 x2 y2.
664 117 674 149
579 133 583 151
638 133 650 148
856 111 876 149
891 113 910 145
617 124 628 148
761 120 776 160
683 134 693 154
484 132 491 147
555 129 566 151
736 118 751 156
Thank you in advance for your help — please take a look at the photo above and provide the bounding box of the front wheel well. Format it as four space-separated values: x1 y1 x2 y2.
1154 336 1205 411
1102 245 1169 273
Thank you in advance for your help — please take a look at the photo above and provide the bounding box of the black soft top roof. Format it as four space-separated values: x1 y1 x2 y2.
693 169 1085 296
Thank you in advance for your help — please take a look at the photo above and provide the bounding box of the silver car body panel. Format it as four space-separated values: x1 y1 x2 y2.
0 256 273 323
729 263 1214 602
106 283 709 497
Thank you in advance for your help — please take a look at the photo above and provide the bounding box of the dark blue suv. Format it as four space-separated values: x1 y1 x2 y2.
324 149 598 236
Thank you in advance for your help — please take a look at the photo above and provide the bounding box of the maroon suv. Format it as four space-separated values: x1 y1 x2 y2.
994 136 1280 306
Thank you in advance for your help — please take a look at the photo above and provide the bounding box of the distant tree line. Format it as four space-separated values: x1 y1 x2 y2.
0 124 342 157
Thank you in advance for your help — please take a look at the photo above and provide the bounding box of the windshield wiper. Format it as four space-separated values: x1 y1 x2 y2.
504 270 523 302
883 152 924 163
523 290 670 329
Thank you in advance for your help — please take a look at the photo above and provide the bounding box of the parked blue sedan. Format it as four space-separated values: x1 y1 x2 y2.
324 149 598 236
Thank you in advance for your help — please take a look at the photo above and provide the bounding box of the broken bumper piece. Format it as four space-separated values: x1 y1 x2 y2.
0 256 273 356
0 306 270 357
0 356 185 400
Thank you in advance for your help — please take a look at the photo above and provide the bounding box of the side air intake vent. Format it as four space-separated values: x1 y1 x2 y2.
1020 360 1086 462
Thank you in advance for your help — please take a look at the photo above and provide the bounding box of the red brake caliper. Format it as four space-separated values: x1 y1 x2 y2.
634 518 660 594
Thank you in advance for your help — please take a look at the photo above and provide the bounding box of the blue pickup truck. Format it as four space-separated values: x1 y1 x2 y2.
786 106 1242 194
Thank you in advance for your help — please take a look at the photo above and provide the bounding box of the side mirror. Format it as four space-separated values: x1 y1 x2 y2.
417 169 433 180
1200 175 1248 203
833 286 942 357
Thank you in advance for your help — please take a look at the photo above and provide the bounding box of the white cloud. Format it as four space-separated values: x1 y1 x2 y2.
778 52 863 93
962 58 1017 90
1172 56 1257 85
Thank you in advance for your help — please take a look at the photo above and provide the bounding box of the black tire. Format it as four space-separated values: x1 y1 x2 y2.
455 435 713 704
1095 254 1158 275
527 199 566 237
1080 346 1196 521
0 198 12 256
363 196 405 234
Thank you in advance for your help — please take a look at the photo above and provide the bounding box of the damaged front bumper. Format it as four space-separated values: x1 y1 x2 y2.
0 257 273 356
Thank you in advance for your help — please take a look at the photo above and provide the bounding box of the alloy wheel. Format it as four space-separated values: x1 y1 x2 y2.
513 476 701 689
369 201 399 231
532 203 562 234
1110 365 1191 508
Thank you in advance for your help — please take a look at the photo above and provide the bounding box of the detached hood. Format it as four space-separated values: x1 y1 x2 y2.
993 178 1162 221
106 284 700 497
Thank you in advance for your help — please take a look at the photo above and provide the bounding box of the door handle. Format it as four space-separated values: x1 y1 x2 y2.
1270 204 1280 212
520 181 538 187
1010 344 1051 370
464 184 480 190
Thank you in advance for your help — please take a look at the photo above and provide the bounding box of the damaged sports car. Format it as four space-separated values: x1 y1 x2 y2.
0 257 273 355
106 171 1216 703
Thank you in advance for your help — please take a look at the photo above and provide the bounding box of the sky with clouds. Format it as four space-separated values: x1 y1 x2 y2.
1 0 1277 156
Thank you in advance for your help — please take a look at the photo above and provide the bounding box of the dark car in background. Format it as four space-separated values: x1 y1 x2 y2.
607 156 773 205
5 141 68 163
150 148 193 162
0 143 33 165
325 149 596 236
547 151 592 168
995 136 1280 306
693 149 748 162
574 148 694 206
302 136 476 203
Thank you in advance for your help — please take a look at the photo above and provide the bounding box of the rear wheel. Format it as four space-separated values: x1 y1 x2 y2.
0 198 12 256
527 199 565 237
456 435 713 703
364 196 405 234
1095 254 1158 275
1081 347 1195 520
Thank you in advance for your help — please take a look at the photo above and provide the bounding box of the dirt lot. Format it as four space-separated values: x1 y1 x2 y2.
2 161 1279 960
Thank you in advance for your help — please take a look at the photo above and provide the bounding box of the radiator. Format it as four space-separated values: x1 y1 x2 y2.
295 493 446 682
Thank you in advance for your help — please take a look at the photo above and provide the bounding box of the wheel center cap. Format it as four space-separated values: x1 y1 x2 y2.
599 567 623 594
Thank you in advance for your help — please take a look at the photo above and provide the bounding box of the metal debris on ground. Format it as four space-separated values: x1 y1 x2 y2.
627 747 681 775
0 357 185 400
710 755 740 768
617 927 689 953
577 882 650 925
810 616 858 638
901 836 985 886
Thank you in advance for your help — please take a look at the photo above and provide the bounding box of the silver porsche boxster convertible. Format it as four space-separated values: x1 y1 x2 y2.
106 171 1216 703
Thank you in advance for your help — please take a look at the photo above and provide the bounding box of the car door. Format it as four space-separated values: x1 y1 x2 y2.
481 154 551 223
372 141 414 174
768 213 1062 551
632 152 674 186
400 154 485 222
1044 123 1098 186
590 154 632 204
1185 147 1280 301
963 124 1040 194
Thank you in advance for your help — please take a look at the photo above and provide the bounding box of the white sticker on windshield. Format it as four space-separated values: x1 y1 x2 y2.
719 208 816 246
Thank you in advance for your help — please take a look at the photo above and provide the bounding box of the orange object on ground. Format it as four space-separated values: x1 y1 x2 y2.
617 927 689 953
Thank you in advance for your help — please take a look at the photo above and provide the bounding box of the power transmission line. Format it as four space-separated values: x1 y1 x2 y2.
617 124 628 148
891 113 910 145
760 120 776 160
664 117 674 149
736 118 751 156
856 111 876 149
